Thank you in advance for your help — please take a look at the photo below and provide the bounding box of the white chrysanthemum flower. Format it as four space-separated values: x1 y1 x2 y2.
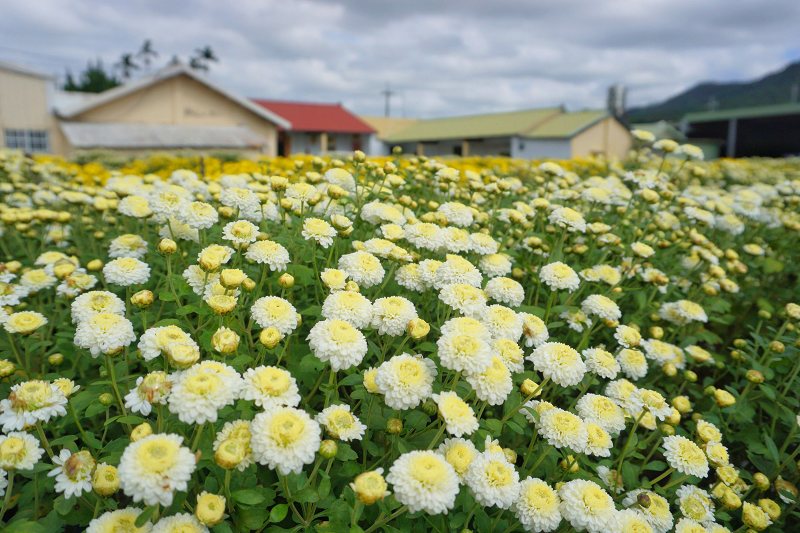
465 355 513 405
118 433 196 506
395 263 425 292
307 319 368 371
514 477 562 532
338 251 385 288
3 310 49 335
241 366 300 409
118 195 153 219
494 338 525 373
108 234 148 259
537 408 588 452
387 451 460 515
302 218 337 248
439 283 487 317
482 305 523 341
465 451 520 509
212 420 254 472
18 268 57 292
160 217 199 243
440 316 492 343
614 325 642 348
431 391 478 437
441 227 472 253
438 201 474 227
676 485 715 524
584 422 613 457
182 265 218 296
437 332 492 374
103 257 151 286
250 406 321 475
617 509 654 532
658 300 708 325
622 490 673 533
582 294 622 322
0 380 67 432
638 389 672 421
662 435 709 478
520 313 549 348
576 393 626 436
527 342 586 387
434 255 482 289
484 277 525 307
375 353 437 410
316 404 366 441
371 296 418 336
674 517 708 533
540 262 581 292
321 290 373 328
470 232 500 255
479 254 512 278
168 363 242 424
86 508 152 533
222 219 259 246
437 437 477 480
548 206 586 233
180 200 218 229
605 379 643 415
558 479 618 533
251 296 299 335
596 465 624 494
583 347 620 380
405 222 445 251
70 290 126 324
74 312 136 357
151 513 208 533
48 449 95 499
245 240 290 271
617 349 648 380
124 371 172 416
137 325 198 363
0 431 44 470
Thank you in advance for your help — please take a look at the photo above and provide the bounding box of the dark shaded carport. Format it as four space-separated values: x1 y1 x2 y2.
680 104 800 157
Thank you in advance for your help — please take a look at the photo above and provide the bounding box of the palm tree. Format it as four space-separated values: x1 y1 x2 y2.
115 53 139 79
189 46 219 72
137 39 158 70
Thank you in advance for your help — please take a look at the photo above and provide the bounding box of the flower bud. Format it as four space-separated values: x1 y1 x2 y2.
503 448 517 464
758 498 781 521
363 368 379 394
753 472 770 491
407 318 430 340
637 492 651 508
219 268 246 288
742 501 769 530
207 295 237 315
746 369 765 384
158 238 177 254
649 326 663 339
196 492 226 526
351 470 389 505
131 422 153 442
215 438 247 469
320 439 338 459
86 259 103 271
99 392 114 406
47 353 64 366
0 360 15 377
387 418 403 435
278 273 295 288
92 463 120 496
241 277 256 291
520 379 542 398
345 280 359 292
714 389 736 408
259 327 283 349
662 363 677 377
684 370 698 383
559 455 579 472
212 327 240 355
769 341 785 353
53 262 76 279
130 289 154 308
758 309 771 320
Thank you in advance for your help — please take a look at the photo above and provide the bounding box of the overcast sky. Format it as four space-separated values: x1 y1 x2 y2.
1 0 798 118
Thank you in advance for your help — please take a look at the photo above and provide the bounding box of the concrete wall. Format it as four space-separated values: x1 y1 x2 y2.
0 68 59 153
398 137 513 157
511 137 571 159
69 74 279 156
571 116 631 159
286 132 372 156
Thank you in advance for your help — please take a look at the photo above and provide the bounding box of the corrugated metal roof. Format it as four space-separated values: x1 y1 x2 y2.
60 122 268 149
361 116 418 139
683 103 800 123
252 100 375 134
524 110 608 139
385 107 562 142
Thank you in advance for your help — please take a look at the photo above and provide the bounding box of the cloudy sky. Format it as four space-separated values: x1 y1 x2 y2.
2 0 798 118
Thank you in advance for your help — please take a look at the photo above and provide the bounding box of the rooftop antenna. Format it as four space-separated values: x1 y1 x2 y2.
381 84 396 117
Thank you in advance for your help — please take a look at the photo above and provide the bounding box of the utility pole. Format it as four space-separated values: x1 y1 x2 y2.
381 84 395 117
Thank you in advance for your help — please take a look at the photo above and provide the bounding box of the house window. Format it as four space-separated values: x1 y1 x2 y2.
327 134 337 152
4 129 49 152
518 141 525 151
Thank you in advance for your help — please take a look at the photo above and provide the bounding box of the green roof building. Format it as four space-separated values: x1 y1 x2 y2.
372 106 631 159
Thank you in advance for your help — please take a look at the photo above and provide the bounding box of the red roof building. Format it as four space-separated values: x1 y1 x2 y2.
251 99 375 155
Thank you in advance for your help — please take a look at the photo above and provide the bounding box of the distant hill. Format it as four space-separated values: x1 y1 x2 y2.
626 61 800 122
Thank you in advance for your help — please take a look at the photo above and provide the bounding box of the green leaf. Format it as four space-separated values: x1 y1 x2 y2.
240 507 270 530
294 487 319 503
336 442 358 461
269 504 289 522
232 489 266 506
53 495 75 516
135 506 157 528
764 434 780 464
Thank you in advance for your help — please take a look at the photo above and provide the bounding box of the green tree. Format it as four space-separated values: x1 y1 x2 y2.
62 59 120 93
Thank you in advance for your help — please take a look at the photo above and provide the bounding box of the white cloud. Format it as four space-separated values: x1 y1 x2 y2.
0 0 797 117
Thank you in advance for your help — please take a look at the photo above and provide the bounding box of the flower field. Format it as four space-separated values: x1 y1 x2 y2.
0 139 799 533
